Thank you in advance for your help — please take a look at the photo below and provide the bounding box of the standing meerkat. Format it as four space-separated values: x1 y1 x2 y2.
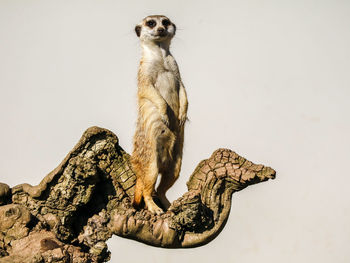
131 15 188 215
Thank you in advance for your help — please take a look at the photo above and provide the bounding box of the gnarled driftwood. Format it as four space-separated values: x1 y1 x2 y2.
0 126 275 262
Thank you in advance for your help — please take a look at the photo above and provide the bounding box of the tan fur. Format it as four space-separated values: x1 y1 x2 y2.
131 15 188 215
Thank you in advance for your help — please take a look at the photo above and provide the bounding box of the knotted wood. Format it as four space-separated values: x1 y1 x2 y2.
0 126 275 263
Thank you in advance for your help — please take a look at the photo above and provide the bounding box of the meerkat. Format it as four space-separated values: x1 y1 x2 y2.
131 15 188 215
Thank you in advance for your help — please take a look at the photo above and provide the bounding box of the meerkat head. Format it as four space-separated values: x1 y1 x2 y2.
135 15 176 43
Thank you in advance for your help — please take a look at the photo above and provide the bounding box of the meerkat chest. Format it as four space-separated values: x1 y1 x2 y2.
155 70 180 113
155 69 178 96
141 48 181 115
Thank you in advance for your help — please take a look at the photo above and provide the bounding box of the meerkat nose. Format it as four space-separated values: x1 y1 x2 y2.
157 27 165 33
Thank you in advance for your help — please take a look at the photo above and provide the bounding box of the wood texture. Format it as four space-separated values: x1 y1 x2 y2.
0 126 275 262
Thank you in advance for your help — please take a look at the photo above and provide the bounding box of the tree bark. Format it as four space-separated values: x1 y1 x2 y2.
0 126 275 263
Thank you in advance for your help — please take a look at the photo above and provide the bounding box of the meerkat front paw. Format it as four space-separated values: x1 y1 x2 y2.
179 114 187 126
161 114 170 126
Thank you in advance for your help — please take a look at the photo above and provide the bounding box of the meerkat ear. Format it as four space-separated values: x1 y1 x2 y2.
135 25 141 37
173 23 176 35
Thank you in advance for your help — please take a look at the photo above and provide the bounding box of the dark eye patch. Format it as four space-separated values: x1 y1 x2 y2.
162 19 171 27
146 20 156 28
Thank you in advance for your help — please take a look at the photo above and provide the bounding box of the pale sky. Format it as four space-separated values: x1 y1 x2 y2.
0 1 349 262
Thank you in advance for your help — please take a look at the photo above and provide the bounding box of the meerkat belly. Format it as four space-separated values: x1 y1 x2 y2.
155 71 180 117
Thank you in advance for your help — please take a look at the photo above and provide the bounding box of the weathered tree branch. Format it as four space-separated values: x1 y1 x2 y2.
0 126 275 262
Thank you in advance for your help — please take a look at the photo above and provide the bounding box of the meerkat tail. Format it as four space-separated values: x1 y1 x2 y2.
133 175 144 208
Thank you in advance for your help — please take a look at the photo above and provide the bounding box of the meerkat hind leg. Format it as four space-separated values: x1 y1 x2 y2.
143 161 164 215
157 173 177 210
157 157 182 210
144 188 164 215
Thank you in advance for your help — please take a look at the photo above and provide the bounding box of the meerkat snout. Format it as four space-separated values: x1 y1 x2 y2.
157 27 165 35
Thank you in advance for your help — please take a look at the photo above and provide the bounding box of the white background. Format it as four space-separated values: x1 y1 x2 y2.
0 1 349 262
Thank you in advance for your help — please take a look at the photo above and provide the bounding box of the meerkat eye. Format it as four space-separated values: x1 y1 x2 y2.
146 20 156 28
162 19 171 27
